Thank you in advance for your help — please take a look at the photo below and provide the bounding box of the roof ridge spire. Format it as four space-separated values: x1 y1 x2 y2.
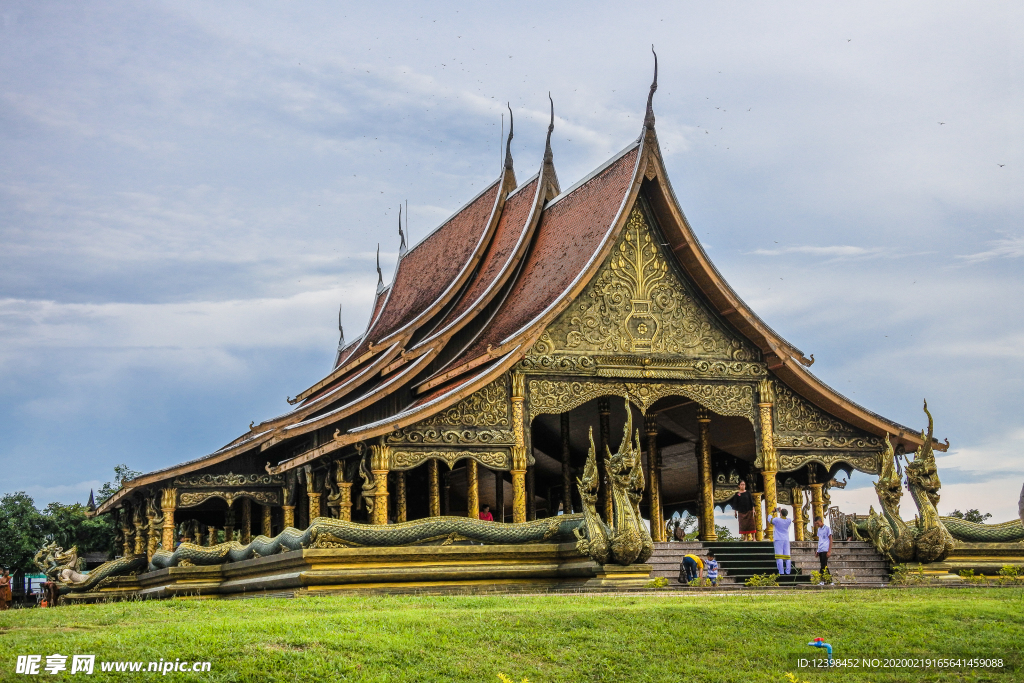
644 45 658 130
543 92 554 164
337 303 345 350
398 204 407 255
504 103 514 170
375 243 385 293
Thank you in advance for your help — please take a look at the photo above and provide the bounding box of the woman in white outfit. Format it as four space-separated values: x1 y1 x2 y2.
768 507 793 575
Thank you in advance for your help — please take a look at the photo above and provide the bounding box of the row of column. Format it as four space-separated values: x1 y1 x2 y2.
120 494 280 559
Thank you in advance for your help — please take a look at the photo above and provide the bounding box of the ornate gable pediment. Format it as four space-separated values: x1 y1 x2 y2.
525 201 757 374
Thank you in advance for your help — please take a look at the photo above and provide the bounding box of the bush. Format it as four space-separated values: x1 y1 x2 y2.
646 577 669 589
997 565 1022 584
688 577 713 587
744 573 779 587
890 564 928 586
811 569 834 585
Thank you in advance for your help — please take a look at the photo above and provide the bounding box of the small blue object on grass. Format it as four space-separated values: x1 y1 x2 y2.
806 637 833 663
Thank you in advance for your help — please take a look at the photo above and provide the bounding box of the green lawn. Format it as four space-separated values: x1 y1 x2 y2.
1 588 1021 682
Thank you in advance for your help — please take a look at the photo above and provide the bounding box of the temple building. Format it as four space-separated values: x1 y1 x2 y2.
96 73 946 561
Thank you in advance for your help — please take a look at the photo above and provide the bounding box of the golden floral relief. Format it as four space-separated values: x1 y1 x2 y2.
539 205 753 360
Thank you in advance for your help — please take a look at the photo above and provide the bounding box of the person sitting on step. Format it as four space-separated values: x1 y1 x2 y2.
704 551 719 587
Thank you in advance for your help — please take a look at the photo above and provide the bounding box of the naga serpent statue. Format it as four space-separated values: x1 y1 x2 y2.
148 513 585 570
866 434 915 563
855 402 1024 558
905 400 956 562
573 400 654 566
33 542 147 597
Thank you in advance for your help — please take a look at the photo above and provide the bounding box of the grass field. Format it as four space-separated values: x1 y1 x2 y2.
1 588 1021 682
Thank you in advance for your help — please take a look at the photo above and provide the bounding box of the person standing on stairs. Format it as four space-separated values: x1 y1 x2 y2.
724 480 756 541
768 507 793 575
815 516 832 584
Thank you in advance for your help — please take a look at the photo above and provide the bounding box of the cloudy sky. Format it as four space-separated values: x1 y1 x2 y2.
2 1 1022 524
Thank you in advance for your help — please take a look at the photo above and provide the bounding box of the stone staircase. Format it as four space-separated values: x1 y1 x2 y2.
791 540 890 585
649 539 890 588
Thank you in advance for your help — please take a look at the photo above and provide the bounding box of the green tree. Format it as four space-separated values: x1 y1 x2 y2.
0 492 47 572
96 464 142 504
42 502 116 557
949 509 992 524
714 524 736 541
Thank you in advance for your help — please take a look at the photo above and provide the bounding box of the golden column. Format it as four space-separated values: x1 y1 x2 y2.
240 498 252 544
120 507 134 557
696 407 717 542
224 504 235 543
207 526 217 546
160 488 177 552
752 491 764 541
560 413 573 515
646 412 666 542
757 379 779 541
598 397 613 521
428 459 441 517
510 371 528 523
338 480 353 522
369 439 392 525
395 471 407 523
133 503 147 555
466 460 480 518
809 483 825 526
305 467 322 526
791 486 805 541
494 469 504 522
262 504 272 537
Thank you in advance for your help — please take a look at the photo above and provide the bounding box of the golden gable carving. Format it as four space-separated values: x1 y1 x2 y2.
536 204 753 360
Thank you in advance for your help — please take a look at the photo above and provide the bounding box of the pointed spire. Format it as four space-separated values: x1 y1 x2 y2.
375 243 385 292
504 103 514 170
337 303 345 351
398 204 407 254
87 489 96 512
544 92 555 164
644 45 658 130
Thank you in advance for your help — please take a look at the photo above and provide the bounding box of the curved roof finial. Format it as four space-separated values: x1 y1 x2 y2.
504 103 514 171
375 243 383 288
644 45 658 130
544 92 555 164
398 204 406 252
337 303 345 349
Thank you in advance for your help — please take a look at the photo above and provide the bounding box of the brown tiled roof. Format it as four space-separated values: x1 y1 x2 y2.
427 177 539 336
458 145 639 363
369 182 500 343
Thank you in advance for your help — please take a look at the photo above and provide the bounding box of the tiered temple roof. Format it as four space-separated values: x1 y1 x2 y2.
97 76 945 517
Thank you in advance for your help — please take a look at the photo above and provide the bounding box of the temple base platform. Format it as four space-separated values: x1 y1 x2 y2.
62 543 655 603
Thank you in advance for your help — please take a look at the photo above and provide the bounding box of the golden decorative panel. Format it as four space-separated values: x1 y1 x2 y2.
772 382 883 451
178 490 279 508
778 453 879 475
388 375 514 446
387 428 515 446
172 473 284 487
421 375 510 428
536 205 754 360
391 450 509 471
527 379 755 421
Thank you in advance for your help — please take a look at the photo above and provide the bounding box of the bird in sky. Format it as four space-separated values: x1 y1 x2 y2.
998 164 1005 167
938 122 946 125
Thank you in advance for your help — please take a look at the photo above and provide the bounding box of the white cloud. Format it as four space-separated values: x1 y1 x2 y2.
749 245 888 258
958 235 1024 263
